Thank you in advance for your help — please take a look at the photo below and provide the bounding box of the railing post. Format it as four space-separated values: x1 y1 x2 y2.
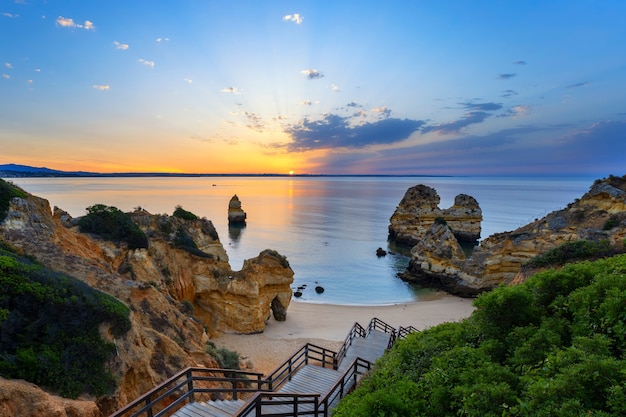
187 369 195 404
145 395 154 417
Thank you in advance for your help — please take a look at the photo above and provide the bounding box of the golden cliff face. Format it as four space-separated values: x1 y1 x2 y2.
0 191 293 415
399 176 626 297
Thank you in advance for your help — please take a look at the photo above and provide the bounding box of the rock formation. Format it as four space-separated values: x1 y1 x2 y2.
399 175 626 297
228 194 247 225
388 184 482 245
0 185 293 415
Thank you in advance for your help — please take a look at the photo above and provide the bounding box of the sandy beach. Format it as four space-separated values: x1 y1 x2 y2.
214 293 475 375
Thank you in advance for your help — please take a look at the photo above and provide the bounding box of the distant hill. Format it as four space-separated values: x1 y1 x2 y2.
0 164 94 177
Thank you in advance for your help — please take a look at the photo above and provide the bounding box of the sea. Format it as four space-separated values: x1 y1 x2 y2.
5 176 597 305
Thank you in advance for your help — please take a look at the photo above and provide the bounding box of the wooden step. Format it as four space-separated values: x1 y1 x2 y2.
171 399 244 417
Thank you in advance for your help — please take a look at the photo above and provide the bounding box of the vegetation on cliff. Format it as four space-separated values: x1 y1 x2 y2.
78 204 148 249
0 244 131 398
334 254 626 416
0 180 26 221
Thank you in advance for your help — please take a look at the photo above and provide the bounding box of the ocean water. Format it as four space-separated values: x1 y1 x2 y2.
6 176 595 305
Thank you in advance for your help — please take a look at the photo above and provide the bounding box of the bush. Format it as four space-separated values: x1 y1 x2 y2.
0 179 26 222
205 342 240 370
78 204 148 249
523 239 615 270
173 227 212 258
173 205 198 221
334 254 626 416
0 247 131 398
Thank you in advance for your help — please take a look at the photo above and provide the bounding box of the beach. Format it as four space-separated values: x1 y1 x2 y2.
214 293 475 375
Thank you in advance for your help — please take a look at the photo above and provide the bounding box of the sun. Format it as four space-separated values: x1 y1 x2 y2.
288 170 294 176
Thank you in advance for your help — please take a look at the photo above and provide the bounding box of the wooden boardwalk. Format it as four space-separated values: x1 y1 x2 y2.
166 320 392 417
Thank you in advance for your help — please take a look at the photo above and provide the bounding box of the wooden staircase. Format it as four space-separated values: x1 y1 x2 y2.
110 318 416 417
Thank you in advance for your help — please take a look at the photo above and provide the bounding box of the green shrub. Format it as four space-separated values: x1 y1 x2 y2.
604 215 620 230
335 254 626 416
0 247 131 398
0 180 26 222
523 239 615 270
205 342 241 370
173 227 212 258
78 204 148 249
173 205 198 221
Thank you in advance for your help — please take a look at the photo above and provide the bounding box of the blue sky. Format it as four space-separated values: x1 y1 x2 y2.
1 0 625 175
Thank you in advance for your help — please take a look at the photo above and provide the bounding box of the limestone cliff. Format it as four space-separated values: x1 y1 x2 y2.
399 175 626 297
0 186 293 415
388 184 482 245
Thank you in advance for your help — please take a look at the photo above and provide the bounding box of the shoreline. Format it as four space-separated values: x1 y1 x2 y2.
213 294 475 375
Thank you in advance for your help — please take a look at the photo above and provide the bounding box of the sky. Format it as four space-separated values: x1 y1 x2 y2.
1 0 625 176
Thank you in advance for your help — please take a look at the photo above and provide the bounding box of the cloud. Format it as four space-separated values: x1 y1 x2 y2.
3 13 19 18
372 106 392 117
156 37 170 43
138 59 155 68
498 73 517 79
300 100 313 106
566 81 590 88
2 74 10 79
283 14 303 24
346 101 362 108
459 102 503 111
301 69 324 80
501 89 518 98
498 105 533 118
284 114 424 151
221 86 241 94
513 60 527 65
244 111 265 132
4 62 13 69
331 84 340 92
422 111 492 135
56 16 95 30
92 84 110 91
113 41 129 50
184 78 192 83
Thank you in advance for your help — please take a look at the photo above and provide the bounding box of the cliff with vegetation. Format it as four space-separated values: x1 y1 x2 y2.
396 175 626 296
0 180 293 415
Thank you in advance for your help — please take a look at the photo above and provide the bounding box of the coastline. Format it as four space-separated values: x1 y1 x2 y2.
213 293 475 375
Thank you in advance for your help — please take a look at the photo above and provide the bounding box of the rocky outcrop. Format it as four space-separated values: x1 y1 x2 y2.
400 175 626 297
228 194 247 225
0 187 293 415
388 185 482 245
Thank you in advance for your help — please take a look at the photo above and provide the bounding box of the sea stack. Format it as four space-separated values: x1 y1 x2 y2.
228 194 247 225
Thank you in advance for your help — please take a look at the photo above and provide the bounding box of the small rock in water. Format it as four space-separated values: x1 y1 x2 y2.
315 286 325 294
376 247 387 257
294 291 302 298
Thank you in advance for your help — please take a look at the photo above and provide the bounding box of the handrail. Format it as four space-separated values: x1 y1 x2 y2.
109 367 264 417
234 392 321 417
367 317 397 350
265 343 338 391
335 321 366 366
317 357 373 417
397 325 419 339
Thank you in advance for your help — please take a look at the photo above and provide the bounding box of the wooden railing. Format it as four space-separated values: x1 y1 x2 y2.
317 357 373 417
265 343 338 391
367 317 397 349
335 321 366 366
109 367 264 417
397 325 418 339
234 392 320 417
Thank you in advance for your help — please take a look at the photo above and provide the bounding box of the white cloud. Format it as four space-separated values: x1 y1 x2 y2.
283 14 303 24
113 41 129 50
184 78 193 83
4 62 13 69
2 74 11 79
301 69 324 80
138 59 155 68
56 16 95 30
3 13 19 18
156 37 170 43
92 84 110 91
372 106 392 117
331 84 340 92
300 100 313 106
221 86 241 94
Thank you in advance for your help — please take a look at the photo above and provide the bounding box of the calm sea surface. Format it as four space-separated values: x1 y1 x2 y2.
6 176 595 305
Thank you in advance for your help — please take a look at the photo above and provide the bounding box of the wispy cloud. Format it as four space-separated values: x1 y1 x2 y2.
2 74 10 79
156 37 170 43
3 13 19 18
498 105 533 118
300 100 313 106
113 41 129 50
244 111 265 132
138 59 155 68
283 113 424 151
501 89 518 98
498 73 516 79
221 86 241 94
331 84 340 92
92 84 110 91
513 60 527 65
283 14 303 24
422 111 492 135
56 16 95 30
4 62 13 69
372 106 391 117
459 102 503 111
301 69 324 80
184 78 192 84
566 81 590 88
346 101 362 108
